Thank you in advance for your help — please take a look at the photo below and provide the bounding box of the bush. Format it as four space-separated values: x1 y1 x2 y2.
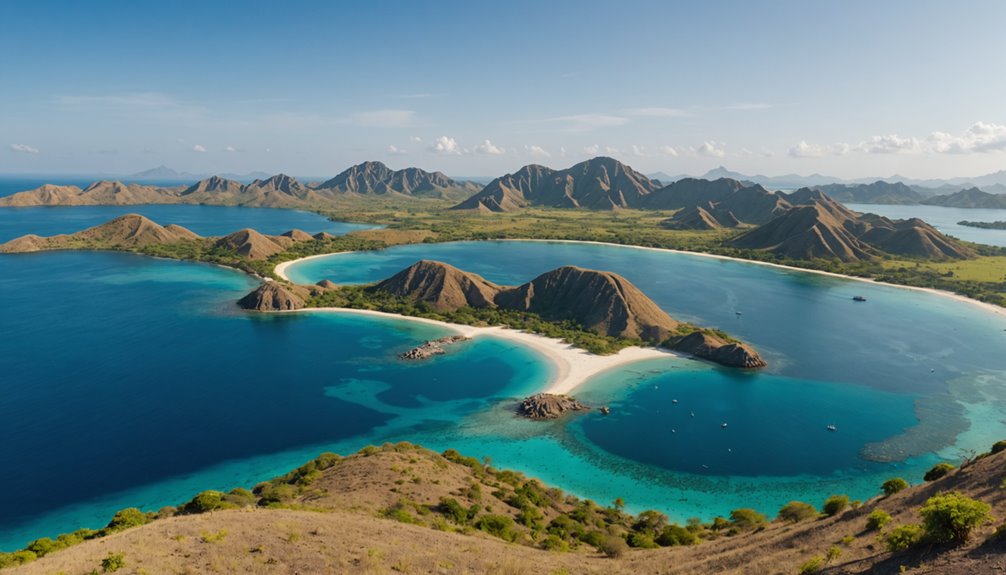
626 532 659 548
924 462 956 481
597 535 629 558
866 510 892 531
799 556 825 574
822 495 849 517
540 534 569 552
881 477 910 496
105 508 149 532
992 440 1006 454
180 491 236 514
729 508 767 530
476 514 518 542
777 501 818 523
885 524 924 552
437 497 471 525
656 524 697 546
826 545 842 562
26 537 61 558
920 492 992 544
101 552 126 572
633 510 668 535
0 550 37 567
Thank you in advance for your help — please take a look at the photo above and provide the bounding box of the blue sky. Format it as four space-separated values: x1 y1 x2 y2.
1 0 1005 178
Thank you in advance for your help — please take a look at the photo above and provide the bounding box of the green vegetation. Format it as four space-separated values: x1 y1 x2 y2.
958 220 1006 230
919 492 993 544
924 462 956 481
100 552 125 572
777 501 818 523
882 477 910 496
798 555 825 574
866 510 892 531
992 440 1006 454
885 524 925 552
729 508 767 530
822 495 850 517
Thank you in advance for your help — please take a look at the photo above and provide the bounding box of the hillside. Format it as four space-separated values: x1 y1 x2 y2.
814 181 923 205
730 190 975 261
923 187 1006 209
0 181 178 207
372 259 502 310
654 179 793 229
0 214 199 252
315 161 479 200
6 442 1005 575
452 157 660 211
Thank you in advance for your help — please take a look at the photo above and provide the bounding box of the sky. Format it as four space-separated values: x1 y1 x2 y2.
1 0 1005 179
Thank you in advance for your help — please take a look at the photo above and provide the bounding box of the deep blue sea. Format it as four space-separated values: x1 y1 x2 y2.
2 211 1006 551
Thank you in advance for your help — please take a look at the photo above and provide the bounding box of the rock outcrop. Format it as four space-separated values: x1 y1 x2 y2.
517 393 590 419
399 335 470 360
237 282 307 311
669 331 766 368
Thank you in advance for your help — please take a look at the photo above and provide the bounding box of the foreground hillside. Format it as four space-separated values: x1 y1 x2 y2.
5 442 1004 574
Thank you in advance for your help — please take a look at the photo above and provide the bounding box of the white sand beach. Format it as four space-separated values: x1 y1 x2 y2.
281 307 681 395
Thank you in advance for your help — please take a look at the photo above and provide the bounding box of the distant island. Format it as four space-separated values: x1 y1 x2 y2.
959 220 1006 230
240 259 766 369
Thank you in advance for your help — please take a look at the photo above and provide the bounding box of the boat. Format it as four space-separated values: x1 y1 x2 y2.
600 406 611 415
852 296 867 302
721 423 728 429
826 425 837 432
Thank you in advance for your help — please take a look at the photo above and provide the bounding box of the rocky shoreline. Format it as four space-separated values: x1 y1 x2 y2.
399 335 471 360
517 393 591 420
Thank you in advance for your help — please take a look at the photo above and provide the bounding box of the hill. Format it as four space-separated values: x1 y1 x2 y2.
923 187 1006 209
6 441 1004 575
371 259 502 310
652 179 793 229
452 157 660 211
315 161 479 200
730 190 974 261
0 214 199 252
0 181 178 207
814 181 924 205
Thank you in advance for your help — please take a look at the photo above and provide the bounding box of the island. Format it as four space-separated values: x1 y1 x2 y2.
959 220 1006 230
239 259 766 369
517 393 591 419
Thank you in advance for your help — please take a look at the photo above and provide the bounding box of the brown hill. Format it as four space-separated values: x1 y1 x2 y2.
669 331 767 368
452 157 659 211
662 202 742 230
0 214 200 253
280 229 314 242
77 181 177 205
179 175 245 199
315 161 479 200
237 282 308 311
859 216 977 259
496 265 681 341
370 260 502 311
213 229 287 260
650 180 793 230
0 184 86 206
10 442 1005 575
642 177 749 210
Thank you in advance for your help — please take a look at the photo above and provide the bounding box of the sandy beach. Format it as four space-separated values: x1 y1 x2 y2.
280 307 680 395
273 239 1005 319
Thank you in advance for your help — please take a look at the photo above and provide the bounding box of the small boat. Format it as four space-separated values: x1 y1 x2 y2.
600 406 611 415
735 311 743 316
826 425 837 432
672 399 678 404
721 423 728 429
853 296 867 302
690 411 695 418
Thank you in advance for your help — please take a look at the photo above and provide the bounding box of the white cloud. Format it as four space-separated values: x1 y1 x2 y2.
583 144 600 155
526 145 551 159
192 144 207 153
788 140 826 158
697 141 726 158
630 145 646 157
658 145 679 157
225 146 237 152
387 144 407 155
10 143 39 154
475 139 505 155
428 136 462 155
604 146 620 155
560 146 567 158
347 109 418 128
859 134 921 154
410 136 423 142
621 107 690 117
930 122 1006 153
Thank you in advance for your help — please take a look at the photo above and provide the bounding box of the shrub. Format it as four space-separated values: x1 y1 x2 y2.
924 462 956 481
991 440 1006 454
920 492 992 544
799 556 825 574
0 550 37 567
885 524 924 552
626 532 658 548
540 534 569 552
656 524 697 546
711 516 731 531
866 509 892 531
729 508 767 530
476 514 518 542
437 497 470 525
826 545 842 562
26 537 61 558
777 501 818 523
180 491 236 514
822 495 849 517
381 502 419 525
597 535 629 558
881 477 909 496
581 530 607 548
105 508 149 532
632 510 668 535
101 552 126 572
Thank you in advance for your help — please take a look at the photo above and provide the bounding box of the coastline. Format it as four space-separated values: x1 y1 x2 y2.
274 239 1006 319
280 307 680 395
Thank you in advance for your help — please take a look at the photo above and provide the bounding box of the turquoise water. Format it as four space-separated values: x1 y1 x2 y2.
3 230 1006 550
848 203 1006 247
0 204 374 242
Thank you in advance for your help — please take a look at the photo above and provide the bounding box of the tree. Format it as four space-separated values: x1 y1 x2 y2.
920 492 992 544
777 501 818 523
729 508 767 530
923 462 955 481
866 509 892 531
881 478 909 496
885 524 924 552
633 510 668 535
822 495 849 517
